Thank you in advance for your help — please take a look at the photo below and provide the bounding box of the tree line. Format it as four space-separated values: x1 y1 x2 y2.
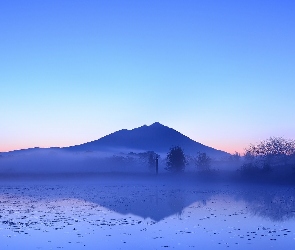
103 136 295 178
165 146 212 173
241 137 295 176
164 137 295 177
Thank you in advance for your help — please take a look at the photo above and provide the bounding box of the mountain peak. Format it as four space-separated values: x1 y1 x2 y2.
149 122 165 127
66 122 229 159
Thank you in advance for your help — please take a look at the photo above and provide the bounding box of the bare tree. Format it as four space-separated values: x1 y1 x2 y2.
242 137 295 173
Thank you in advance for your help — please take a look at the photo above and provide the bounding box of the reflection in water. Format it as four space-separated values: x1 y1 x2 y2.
234 187 295 221
73 185 213 221
1 178 295 249
79 183 295 222
0 179 294 223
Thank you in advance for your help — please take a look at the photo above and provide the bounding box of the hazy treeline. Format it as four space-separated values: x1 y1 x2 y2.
0 150 163 175
0 137 294 183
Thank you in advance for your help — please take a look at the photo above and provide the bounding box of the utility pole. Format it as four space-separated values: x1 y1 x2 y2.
156 156 158 175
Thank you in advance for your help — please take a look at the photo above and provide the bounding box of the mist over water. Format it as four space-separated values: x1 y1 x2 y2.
0 149 154 175
1 145 295 249
5 139 295 248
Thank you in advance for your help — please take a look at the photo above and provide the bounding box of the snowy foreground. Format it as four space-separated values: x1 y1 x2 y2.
0 174 294 249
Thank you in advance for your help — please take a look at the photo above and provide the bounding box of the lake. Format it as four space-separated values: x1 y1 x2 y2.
0 174 294 249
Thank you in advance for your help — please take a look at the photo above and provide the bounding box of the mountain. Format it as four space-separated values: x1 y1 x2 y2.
65 122 229 159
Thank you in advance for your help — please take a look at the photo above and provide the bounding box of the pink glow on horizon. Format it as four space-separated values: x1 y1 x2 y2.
1 141 247 155
0 141 77 153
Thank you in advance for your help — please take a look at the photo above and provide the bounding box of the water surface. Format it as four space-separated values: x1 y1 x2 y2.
0 175 294 249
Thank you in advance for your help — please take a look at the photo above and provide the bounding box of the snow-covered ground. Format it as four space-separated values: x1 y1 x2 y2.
0 175 294 249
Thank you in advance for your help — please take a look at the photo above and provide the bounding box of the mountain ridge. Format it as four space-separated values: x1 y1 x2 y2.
1 122 229 159
64 122 229 159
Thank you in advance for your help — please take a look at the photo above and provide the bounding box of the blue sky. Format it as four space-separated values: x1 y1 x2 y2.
1 0 294 153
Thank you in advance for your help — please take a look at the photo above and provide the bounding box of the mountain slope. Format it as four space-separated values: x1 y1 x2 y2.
66 122 229 159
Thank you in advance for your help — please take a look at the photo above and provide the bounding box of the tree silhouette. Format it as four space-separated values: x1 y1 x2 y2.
165 146 187 173
241 137 295 175
195 152 211 172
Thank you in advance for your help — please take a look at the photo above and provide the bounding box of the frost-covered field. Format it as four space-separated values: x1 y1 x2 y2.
0 174 294 249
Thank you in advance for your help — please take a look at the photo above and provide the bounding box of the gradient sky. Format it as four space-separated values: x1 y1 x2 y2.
1 0 294 154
